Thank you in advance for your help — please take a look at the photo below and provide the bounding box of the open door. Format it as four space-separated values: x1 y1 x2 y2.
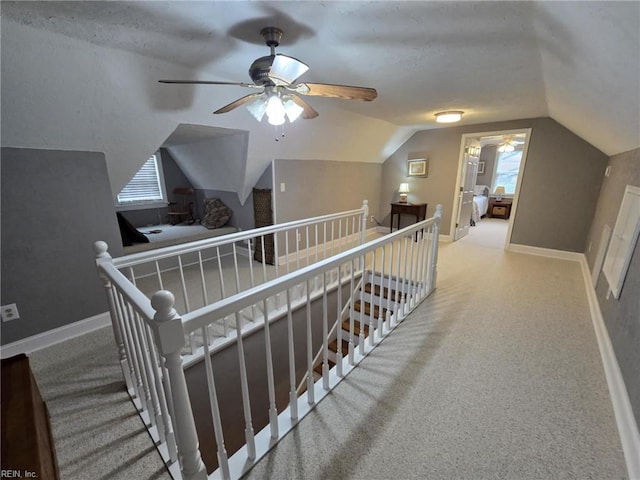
454 139 481 241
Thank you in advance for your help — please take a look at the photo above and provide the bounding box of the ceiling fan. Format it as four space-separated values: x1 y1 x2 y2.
498 135 525 152
159 27 378 126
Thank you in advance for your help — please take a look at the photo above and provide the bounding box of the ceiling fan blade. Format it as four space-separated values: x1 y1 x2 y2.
159 80 261 89
290 95 319 119
268 54 309 85
214 93 262 114
292 83 378 101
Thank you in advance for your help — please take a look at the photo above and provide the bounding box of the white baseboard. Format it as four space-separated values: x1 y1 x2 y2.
0 312 112 359
508 243 583 262
578 256 640 480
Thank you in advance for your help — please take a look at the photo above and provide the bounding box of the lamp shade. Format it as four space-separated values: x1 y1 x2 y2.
398 182 409 203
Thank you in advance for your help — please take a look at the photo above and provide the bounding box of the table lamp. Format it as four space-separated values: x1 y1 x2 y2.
494 186 506 200
399 183 410 203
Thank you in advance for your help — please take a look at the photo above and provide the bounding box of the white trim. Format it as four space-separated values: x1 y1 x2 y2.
507 243 583 262
579 256 640 480
439 234 453 243
0 312 112 359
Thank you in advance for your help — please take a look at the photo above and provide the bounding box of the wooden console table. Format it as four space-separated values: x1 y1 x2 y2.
390 202 428 232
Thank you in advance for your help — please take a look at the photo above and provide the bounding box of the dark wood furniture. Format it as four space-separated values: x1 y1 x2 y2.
488 198 512 219
1 354 60 480
390 202 428 232
167 187 195 225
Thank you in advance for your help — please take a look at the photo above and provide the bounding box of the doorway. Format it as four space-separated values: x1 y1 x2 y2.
451 128 532 249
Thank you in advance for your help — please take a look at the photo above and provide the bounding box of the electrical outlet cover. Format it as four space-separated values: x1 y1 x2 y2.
1 304 20 322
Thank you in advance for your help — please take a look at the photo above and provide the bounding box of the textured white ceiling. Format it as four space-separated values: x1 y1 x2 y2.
2 1 638 156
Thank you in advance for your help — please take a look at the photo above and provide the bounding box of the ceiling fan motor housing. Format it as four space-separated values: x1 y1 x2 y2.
249 56 277 86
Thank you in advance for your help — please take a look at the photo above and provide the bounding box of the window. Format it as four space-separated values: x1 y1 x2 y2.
116 153 167 208
492 150 522 194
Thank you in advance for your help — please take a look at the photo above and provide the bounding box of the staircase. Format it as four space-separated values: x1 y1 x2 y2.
300 269 415 393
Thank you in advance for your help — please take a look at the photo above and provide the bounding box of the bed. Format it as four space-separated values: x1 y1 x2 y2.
471 185 490 225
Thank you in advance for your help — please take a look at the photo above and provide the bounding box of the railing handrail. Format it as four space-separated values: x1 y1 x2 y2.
179 210 441 336
113 204 368 269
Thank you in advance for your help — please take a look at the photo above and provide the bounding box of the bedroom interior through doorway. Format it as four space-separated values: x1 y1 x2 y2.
453 128 532 249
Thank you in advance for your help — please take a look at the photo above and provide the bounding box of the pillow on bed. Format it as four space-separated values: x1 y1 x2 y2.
474 185 488 196
201 198 232 229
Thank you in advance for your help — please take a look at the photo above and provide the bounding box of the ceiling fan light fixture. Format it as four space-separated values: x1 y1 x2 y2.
266 95 286 125
283 98 304 122
435 111 464 123
246 97 268 122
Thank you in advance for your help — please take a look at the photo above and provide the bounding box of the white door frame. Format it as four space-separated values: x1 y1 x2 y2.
450 127 533 249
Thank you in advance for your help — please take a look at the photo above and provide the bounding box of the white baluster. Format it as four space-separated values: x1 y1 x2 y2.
306 279 314 404
94 242 133 393
286 288 298 421
358 256 366 356
262 299 279 439
233 311 256 460
201 327 231 476
322 272 330 390
348 259 356 366
335 265 344 378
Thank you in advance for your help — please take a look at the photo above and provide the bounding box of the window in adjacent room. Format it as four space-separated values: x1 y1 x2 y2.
492 150 523 195
116 153 167 209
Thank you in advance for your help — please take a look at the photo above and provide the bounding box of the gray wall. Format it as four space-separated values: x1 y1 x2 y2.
585 147 640 426
273 159 381 228
380 117 608 251
1 148 123 345
477 145 497 187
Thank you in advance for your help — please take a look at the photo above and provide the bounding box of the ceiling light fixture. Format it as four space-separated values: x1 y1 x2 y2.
498 135 518 152
435 111 464 123
245 88 304 126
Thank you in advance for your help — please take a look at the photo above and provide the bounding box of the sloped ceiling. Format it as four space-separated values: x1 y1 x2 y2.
1 1 638 200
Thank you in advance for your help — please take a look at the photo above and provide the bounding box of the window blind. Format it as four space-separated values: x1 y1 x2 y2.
117 154 164 204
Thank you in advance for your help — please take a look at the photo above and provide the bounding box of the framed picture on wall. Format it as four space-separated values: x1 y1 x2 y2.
478 161 485 174
407 158 428 177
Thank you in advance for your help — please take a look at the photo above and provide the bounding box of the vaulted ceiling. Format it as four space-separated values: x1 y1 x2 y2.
2 1 638 201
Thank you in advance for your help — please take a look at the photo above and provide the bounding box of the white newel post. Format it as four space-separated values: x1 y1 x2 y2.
150 291 207 480
431 204 443 290
360 200 369 245
94 241 133 393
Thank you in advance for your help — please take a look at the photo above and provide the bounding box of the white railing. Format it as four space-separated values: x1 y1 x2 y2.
95 203 442 480
108 202 369 359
